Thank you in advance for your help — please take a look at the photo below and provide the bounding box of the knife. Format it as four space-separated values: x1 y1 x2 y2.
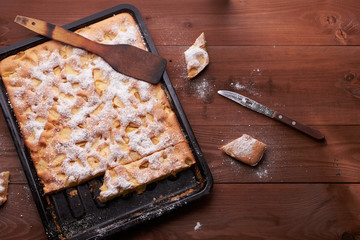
217 90 325 140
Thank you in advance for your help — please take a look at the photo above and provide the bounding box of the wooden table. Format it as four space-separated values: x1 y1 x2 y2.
1 0 360 239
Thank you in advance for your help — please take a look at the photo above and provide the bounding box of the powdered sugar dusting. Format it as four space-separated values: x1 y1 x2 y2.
3 14 187 194
0 178 4 193
194 221 202 231
100 143 193 200
185 76 216 104
229 80 260 96
230 82 246 91
184 32 209 79
195 78 210 100
256 169 268 179
185 46 207 71
229 68 263 96
224 135 256 158
221 154 272 181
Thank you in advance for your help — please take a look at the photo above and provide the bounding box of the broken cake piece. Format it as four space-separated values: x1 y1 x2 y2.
220 134 266 166
0 171 10 205
99 142 195 202
184 32 209 79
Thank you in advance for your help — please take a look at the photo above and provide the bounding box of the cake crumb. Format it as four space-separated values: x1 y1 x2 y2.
68 189 78 198
194 221 202 231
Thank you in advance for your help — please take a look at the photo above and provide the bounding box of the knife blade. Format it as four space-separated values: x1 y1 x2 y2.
217 90 325 140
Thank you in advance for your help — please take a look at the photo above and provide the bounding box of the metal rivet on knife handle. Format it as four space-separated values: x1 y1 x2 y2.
273 111 325 140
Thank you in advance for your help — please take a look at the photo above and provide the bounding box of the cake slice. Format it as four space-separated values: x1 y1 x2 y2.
99 142 195 202
220 134 266 166
184 32 209 79
0 171 10 205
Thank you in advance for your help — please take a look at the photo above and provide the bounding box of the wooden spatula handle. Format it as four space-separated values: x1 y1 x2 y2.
273 111 325 140
15 15 101 54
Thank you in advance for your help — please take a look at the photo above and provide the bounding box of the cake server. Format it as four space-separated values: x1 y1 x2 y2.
14 15 167 84
217 90 325 140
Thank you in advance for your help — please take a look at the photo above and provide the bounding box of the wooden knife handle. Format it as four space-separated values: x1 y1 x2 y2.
273 111 325 140
14 15 101 54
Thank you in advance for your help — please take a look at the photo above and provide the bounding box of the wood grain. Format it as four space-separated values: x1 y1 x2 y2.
1 184 359 240
0 0 360 239
193 125 360 183
114 184 360 240
2 0 360 47
0 184 47 240
160 45 360 126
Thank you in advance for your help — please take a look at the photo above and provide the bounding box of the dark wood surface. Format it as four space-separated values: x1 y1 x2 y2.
1 0 360 239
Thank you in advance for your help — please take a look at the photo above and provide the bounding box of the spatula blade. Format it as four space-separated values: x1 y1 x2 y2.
14 15 167 84
100 44 167 84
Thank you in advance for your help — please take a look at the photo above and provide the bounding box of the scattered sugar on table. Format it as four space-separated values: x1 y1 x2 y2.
194 221 202 231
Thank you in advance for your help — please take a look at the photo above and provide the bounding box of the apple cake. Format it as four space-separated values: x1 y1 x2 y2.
0 13 195 200
220 134 266 166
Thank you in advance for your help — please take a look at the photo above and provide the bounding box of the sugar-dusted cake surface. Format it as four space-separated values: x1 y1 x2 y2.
220 134 266 166
100 142 195 202
0 13 195 199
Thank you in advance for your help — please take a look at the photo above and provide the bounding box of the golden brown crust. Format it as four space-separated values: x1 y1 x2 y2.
99 142 195 202
220 134 266 166
0 171 10 205
0 13 195 197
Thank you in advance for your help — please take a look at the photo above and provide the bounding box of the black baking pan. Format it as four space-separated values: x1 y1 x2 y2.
0 4 213 240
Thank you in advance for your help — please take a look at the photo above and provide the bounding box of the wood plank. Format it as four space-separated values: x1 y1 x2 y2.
1 183 359 240
0 1 359 239
113 184 360 240
144 0 360 46
1 45 360 183
0 113 27 184
1 125 359 186
159 45 360 126
2 0 360 47
192 125 360 183
2 125 359 184
0 184 47 240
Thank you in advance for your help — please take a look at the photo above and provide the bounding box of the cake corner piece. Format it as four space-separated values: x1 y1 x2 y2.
184 32 209 79
220 134 266 166
98 142 196 203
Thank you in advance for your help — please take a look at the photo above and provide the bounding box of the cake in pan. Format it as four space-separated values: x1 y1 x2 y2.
0 13 195 201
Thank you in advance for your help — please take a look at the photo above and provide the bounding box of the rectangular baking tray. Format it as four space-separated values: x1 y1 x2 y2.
0 4 213 240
